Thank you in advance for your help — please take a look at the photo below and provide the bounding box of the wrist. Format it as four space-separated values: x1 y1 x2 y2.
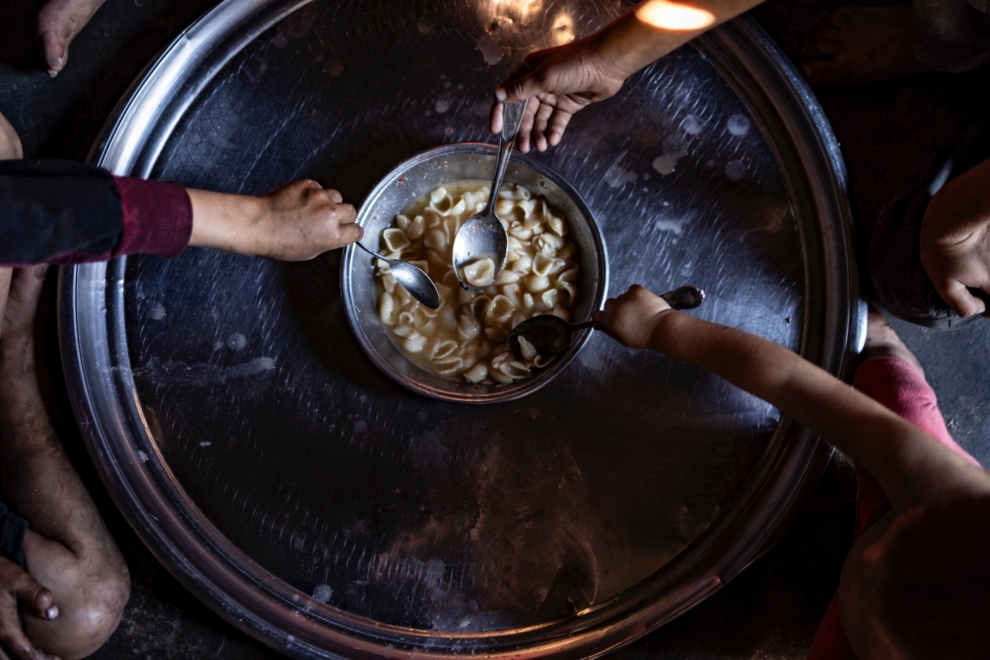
189 190 266 256
647 308 678 351
590 20 655 81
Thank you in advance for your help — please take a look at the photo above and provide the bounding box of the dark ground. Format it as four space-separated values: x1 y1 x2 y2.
1 0 989 658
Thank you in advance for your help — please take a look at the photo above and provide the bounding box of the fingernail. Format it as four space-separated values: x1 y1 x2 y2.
494 88 507 102
46 605 58 619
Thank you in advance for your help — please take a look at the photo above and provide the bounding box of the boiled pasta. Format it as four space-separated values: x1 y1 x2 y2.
373 181 581 384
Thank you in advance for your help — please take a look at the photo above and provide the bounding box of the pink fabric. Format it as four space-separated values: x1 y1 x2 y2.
111 176 192 258
807 356 980 660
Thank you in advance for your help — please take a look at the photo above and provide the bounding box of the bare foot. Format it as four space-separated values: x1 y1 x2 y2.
862 306 924 372
35 0 107 78
0 111 23 160
800 7 932 86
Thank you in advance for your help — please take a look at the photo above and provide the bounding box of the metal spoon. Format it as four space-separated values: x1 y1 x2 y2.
451 97 528 293
507 285 706 360
354 241 441 309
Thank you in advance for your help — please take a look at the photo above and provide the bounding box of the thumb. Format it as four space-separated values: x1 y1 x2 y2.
937 279 986 317
11 572 58 622
498 71 545 105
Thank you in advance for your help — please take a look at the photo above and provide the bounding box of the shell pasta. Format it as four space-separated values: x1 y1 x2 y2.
374 181 580 384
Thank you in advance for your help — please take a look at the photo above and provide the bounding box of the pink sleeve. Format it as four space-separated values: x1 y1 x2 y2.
807 356 980 660
111 176 193 258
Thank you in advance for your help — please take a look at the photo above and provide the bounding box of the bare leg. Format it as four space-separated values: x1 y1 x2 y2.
35 0 108 78
800 7 932 86
0 268 129 660
0 109 22 345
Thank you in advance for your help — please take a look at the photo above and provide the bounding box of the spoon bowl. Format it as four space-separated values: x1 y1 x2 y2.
508 285 706 360
354 241 440 309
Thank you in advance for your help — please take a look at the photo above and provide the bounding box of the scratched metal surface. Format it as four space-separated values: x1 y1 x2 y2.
60 0 857 657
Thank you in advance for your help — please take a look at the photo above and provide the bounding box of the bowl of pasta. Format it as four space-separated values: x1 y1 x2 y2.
341 143 608 404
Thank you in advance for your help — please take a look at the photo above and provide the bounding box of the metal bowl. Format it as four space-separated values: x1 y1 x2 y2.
341 143 608 404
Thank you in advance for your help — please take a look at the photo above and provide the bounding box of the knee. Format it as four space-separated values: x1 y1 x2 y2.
0 112 23 160
25 558 131 660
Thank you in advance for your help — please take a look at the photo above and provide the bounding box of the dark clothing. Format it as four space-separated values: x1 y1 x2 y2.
0 502 27 570
1 159 193 266
915 0 990 71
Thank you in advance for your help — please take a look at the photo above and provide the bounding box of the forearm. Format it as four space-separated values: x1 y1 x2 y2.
591 0 766 79
650 311 990 508
187 188 265 256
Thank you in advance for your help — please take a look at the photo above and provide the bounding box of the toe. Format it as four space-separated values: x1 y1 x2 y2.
38 26 68 76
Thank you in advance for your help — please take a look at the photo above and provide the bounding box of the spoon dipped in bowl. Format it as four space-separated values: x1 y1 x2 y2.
507 285 706 361
354 241 441 309
451 90 528 293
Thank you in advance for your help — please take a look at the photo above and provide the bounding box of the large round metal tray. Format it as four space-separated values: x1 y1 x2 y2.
59 1 860 658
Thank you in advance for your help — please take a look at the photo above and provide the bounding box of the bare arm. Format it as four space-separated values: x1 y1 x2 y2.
574 0 764 82
491 0 765 151
595 285 990 511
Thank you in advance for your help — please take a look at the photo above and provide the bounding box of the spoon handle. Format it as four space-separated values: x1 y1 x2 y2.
500 61 531 141
484 63 531 216
484 104 525 217
501 99 527 142
354 240 381 259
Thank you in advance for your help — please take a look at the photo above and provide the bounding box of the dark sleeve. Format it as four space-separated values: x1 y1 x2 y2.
0 159 193 267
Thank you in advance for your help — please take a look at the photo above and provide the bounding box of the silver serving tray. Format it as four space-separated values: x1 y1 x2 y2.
59 1 862 658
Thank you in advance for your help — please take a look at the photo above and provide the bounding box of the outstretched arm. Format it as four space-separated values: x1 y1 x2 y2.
186 180 362 261
491 0 764 152
594 285 990 511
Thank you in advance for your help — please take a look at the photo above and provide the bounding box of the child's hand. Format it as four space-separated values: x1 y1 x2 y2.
490 40 627 153
188 180 363 261
593 284 672 349
0 556 61 660
254 180 362 260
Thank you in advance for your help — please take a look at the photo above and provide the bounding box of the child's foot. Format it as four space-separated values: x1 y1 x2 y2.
861 306 924 372
35 0 107 78
799 7 932 86
0 111 23 160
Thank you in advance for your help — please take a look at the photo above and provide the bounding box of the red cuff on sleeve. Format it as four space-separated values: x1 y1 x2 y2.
112 177 193 258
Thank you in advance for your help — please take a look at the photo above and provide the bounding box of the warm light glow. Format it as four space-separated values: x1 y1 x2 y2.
636 0 715 30
491 0 544 22
551 12 576 45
